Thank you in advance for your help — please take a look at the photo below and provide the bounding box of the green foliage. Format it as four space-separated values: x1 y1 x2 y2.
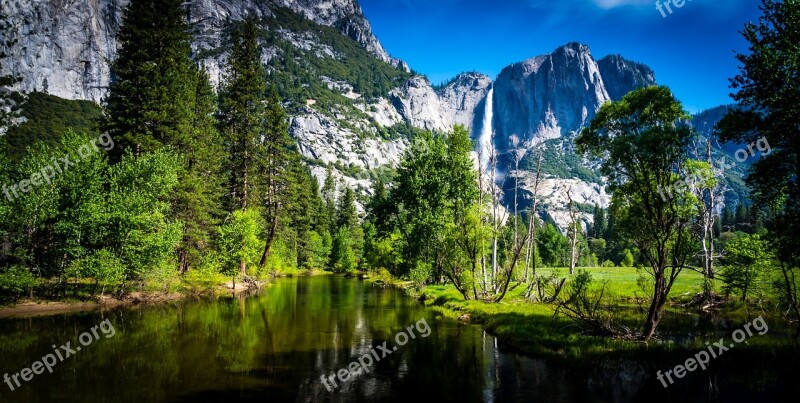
537 223 568 267
218 209 264 277
65 250 126 295
720 233 774 301
373 125 479 284
330 226 357 273
106 151 184 281
5 92 102 162
262 238 298 276
0 266 40 299
182 255 226 294
265 7 411 104
301 231 330 270
620 249 635 268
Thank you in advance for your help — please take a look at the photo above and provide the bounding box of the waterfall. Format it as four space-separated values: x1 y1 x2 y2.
478 85 494 173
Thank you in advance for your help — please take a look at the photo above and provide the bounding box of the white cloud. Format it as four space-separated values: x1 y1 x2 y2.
591 0 651 9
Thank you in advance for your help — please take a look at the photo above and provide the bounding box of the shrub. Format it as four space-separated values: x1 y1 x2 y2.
65 250 126 296
620 249 635 267
183 254 226 295
0 266 40 299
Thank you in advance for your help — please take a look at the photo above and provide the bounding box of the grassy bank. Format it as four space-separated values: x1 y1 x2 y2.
410 267 797 361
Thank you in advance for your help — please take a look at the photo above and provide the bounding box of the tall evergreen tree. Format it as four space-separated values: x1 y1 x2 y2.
259 85 295 267
591 205 607 239
337 186 359 231
219 17 267 212
321 167 338 235
174 67 225 272
105 0 195 155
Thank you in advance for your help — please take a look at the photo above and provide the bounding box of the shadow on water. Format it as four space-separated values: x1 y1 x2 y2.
0 276 796 402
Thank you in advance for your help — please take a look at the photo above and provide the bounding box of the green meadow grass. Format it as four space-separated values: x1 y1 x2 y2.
415 267 796 360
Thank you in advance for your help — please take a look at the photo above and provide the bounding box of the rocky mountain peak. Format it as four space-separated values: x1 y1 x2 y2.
492 43 655 147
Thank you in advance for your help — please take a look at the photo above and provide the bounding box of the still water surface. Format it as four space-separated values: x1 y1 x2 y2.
0 276 793 402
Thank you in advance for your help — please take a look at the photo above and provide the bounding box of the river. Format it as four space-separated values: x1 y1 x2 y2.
0 276 793 402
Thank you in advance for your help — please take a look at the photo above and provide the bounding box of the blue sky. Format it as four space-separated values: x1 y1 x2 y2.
359 0 762 113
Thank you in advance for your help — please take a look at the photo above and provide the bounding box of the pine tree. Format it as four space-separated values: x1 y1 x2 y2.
259 84 295 267
218 17 267 212
337 186 358 231
173 67 225 272
105 0 196 155
591 205 607 239
321 167 338 236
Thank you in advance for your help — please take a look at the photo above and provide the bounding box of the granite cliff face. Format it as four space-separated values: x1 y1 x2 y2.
492 43 656 148
436 72 493 130
0 0 398 102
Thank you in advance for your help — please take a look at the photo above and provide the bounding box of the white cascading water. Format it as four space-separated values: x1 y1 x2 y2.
478 85 495 173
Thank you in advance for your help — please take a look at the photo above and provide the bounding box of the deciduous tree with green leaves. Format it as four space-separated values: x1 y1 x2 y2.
577 85 699 341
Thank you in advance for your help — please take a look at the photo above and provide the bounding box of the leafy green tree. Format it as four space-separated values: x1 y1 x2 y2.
104 151 184 284
537 223 568 267
621 249 635 268
65 250 125 297
720 233 773 301
301 231 330 270
577 86 699 341
218 209 263 278
330 226 356 273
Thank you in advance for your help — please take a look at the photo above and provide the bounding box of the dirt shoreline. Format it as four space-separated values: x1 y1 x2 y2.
0 292 189 318
0 274 316 318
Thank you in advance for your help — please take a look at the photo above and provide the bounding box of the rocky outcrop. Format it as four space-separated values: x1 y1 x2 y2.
0 0 398 102
492 43 656 148
437 72 492 131
597 55 656 101
389 76 451 132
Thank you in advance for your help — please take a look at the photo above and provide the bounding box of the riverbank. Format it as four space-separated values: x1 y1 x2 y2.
0 292 185 318
416 284 798 360
364 267 799 361
0 269 335 318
